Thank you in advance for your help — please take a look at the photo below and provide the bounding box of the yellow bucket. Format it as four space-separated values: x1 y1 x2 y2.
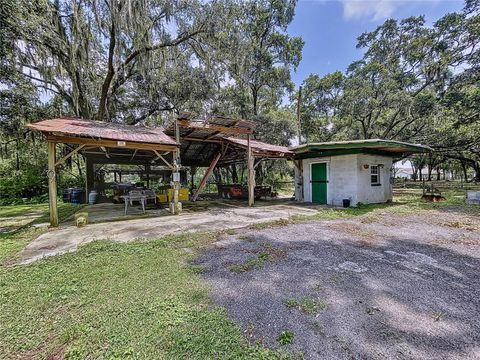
156 194 168 203
167 188 189 201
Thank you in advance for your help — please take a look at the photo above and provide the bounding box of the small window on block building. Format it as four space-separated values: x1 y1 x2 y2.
371 165 380 186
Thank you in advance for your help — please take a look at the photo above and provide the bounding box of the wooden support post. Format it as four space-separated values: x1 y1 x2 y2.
247 134 255 207
192 152 222 201
85 157 94 203
171 161 180 214
146 164 150 188
174 118 181 165
297 86 302 145
47 141 59 227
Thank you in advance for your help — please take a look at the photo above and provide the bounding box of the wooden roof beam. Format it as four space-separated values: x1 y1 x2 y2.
47 134 178 152
178 120 252 135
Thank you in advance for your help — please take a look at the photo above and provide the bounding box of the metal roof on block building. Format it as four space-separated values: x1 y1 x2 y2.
292 139 431 159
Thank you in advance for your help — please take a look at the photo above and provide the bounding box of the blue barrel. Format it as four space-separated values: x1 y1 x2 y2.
88 190 98 205
63 188 72 203
71 188 86 204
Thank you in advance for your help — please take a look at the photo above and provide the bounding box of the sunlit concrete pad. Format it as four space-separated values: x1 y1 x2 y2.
16 201 321 265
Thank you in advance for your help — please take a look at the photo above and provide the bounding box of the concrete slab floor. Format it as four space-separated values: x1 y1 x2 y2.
17 202 320 265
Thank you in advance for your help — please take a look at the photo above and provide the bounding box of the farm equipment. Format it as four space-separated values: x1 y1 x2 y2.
217 184 272 200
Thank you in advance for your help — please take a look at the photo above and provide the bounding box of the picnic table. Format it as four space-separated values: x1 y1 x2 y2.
121 192 147 215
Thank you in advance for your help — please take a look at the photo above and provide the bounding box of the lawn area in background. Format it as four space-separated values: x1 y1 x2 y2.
0 203 80 264
0 232 285 359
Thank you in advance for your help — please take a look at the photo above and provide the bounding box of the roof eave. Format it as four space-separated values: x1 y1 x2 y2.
291 140 432 154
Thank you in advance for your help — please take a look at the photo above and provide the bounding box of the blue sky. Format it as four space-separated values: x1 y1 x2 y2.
288 0 464 86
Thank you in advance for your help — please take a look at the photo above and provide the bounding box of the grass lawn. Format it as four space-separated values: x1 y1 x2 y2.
0 233 286 359
0 203 80 264
0 187 478 359
249 188 479 230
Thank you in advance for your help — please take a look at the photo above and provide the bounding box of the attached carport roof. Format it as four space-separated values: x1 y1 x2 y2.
164 115 293 166
292 139 431 159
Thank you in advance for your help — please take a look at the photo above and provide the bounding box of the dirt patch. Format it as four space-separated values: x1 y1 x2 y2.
196 210 480 359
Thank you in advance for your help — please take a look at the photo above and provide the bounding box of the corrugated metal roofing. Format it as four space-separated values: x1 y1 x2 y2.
177 113 255 130
27 117 178 146
165 115 255 140
225 137 293 156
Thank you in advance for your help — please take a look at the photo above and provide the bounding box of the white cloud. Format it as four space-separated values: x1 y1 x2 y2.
341 0 399 21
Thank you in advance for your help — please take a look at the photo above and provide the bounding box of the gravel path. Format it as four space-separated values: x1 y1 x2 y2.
195 209 480 359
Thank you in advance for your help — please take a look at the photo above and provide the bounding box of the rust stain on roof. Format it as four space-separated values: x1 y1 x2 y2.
27 117 178 146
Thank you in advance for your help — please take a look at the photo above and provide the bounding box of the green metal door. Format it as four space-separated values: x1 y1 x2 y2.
311 163 327 204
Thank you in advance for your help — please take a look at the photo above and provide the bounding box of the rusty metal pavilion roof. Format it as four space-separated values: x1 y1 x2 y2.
27 117 178 146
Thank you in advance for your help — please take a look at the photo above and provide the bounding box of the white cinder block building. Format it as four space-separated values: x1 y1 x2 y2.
291 140 430 207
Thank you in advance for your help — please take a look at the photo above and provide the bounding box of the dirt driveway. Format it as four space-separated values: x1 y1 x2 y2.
195 208 480 359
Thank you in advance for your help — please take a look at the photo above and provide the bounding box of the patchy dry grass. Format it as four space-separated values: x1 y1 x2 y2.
245 189 480 235
442 220 479 231
230 243 287 273
248 218 292 230
283 298 327 315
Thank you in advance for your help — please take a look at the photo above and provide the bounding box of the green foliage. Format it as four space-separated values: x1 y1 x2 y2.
0 144 83 205
277 330 295 345
0 148 47 204
298 2 480 179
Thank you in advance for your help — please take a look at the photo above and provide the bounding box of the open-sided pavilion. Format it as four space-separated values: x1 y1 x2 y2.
27 115 293 227
163 113 293 201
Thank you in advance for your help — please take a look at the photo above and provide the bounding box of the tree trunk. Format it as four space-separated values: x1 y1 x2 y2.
15 137 20 170
252 87 258 116
461 161 469 183
75 154 83 177
97 17 117 121
473 162 480 182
